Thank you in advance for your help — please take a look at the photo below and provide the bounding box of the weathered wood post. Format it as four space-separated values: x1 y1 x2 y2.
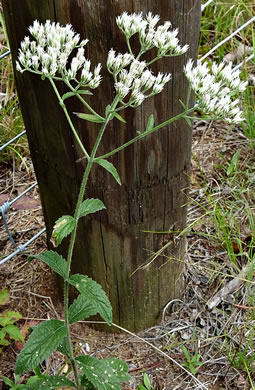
3 0 201 331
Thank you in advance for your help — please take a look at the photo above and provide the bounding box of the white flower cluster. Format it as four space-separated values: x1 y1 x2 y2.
184 59 248 124
107 49 171 106
16 20 102 88
116 12 189 57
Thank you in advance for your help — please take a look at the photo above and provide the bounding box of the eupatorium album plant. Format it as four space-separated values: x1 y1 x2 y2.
3 11 247 390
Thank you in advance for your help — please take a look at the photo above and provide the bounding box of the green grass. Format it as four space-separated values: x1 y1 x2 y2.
200 0 255 140
0 10 27 163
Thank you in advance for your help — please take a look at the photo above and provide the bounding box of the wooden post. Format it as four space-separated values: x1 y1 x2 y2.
3 0 201 331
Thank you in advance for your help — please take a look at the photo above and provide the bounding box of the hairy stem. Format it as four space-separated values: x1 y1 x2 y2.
55 89 120 389
49 78 90 160
94 106 195 161
65 80 105 120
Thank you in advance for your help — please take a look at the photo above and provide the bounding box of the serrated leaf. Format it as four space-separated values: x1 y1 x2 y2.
30 250 67 279
75 356 130 390
0 288 9 305
52 215 76 246
15 319 67 375
146 114 154 132
5 325 24 342
78 198 106 218
68 294 98 324
113 112 126 123
97 159 121 185
26 375 75 389
57 337 70 358
68 274 112 325
73 112 105 123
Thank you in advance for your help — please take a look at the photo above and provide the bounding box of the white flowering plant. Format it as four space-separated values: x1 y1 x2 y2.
4 11 247 390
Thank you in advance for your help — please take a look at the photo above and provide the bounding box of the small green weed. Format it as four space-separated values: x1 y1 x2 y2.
137 373 155 390
0 10 27 163
182 346 203 375
0 289 24 353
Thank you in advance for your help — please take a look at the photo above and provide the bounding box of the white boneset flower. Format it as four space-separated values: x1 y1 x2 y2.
131 90 145 106
88 74 102 89
81 69 92 84
140 69 155 90
152 83 164 94
115 81 130 99
28 20 41 37
16 20 101 89
116 12 144 38
146 12 160 28
31 55 39 70
94 63 102 77
174 44 189 55
184 58 247 124
16 61 23 72
129 60 147 77
21 36 30 52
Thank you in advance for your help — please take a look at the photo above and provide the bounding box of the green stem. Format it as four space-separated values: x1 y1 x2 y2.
94 106 195 162
62 95 120 389
49 78 90 160
65 80 104 120
126 37 133 56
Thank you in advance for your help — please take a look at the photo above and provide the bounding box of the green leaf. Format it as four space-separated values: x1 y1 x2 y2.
30 250 67 279
2 376 15 386
0 311 22 327
75 356 130 390
138 386 147 390
143 373 151 389
62 90 93 101
78 198 106 218
183 115 192 126
182 346 191 361
52 215 76 246
77 89 94 96
227 149 240 176
73 112 105 123
0 328 6 341
69 274 112 325
68 294 98 324
146 114 154 132
26 376 75 389
0 330 10 345
5 325 24 342
15 319 67 375
0 288 9 305
105 105 111 116
62 91 75 101
97 159 121 185
56 337 70 358
113 112 126 123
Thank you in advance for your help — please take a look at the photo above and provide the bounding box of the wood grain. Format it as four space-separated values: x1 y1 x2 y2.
3 0 201 330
